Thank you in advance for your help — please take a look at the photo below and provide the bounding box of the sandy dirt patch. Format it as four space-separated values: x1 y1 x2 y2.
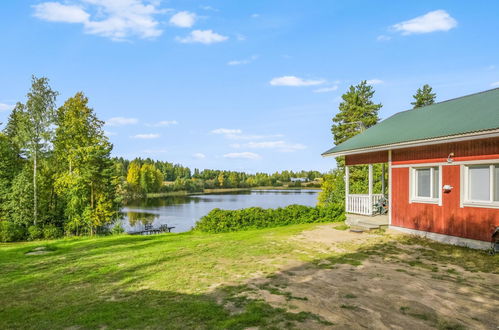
238 225 499 329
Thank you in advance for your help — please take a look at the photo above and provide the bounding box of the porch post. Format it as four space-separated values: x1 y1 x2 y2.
345 166 350 213
368 164 373 215
381 163 386 195
388 150 392 226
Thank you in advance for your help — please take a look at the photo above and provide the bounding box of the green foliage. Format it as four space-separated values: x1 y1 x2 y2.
0 134 21 220
411 84 436 109
27 226 43 241
194 204 345 233
13 76 59 226
139 164 163 193
331 80 382 146
111 222 125 235
0 78 120 240
0 221 26 242
318 169 345 206
321 81 383 206
7 167 34 227
42 224 62 239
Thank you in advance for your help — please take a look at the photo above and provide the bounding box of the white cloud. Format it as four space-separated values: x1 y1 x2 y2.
491 81 499 87
0 103 14 112
147 120 178 127
193 152 206 159
132 133 160 139
227 55 258 66
223 152 261 160
169 11 196 28
376 34 392 41
211 128 242 135
270 76 325 87
392 10 457 35
176 29 228 44
251 14 260 18
106 117 138 126
33 0 168 41
104 131 117 136
33 2 89 23
313 85 338 93
366 79 384 85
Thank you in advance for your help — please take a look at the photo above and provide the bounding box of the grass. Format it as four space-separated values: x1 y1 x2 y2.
0 223 329 329
0 223 496 329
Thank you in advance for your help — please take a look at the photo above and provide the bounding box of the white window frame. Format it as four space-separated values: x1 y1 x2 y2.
409 166 442 205
462 162 499 209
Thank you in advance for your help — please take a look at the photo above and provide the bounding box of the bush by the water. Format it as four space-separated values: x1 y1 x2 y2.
194 204 345 233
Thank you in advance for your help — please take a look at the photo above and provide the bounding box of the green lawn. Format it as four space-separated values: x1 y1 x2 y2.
0 224 497 329
0 224 332 329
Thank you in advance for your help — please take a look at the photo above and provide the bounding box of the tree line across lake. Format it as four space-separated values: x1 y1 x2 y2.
116 157 323 199
0 76 324 242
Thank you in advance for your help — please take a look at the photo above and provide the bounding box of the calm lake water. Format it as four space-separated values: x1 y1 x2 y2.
121 189 320 233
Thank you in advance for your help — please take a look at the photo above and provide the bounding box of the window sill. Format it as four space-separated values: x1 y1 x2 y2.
410 198 440 205
462 202 499 209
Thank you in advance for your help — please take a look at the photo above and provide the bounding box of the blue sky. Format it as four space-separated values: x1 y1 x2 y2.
1 1 498 173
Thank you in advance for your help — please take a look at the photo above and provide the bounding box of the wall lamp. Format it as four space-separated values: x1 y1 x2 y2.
447 152 455 163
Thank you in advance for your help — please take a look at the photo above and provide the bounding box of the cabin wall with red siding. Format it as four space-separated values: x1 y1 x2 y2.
346 151 388 166
390 137 499 242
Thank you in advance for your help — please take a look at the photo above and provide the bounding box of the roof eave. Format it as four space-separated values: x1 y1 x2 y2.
321 128 499 158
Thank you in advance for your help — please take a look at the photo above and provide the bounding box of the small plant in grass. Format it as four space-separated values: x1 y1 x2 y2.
340 304 358 310
333 223 350 231
43 225 62 239
28 226 43 240
111 222 125 235
344 293 357 299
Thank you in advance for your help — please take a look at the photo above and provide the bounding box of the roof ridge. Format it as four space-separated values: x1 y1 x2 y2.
395 87 499 115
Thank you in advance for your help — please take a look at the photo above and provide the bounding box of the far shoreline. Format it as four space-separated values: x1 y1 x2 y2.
146 186 322 198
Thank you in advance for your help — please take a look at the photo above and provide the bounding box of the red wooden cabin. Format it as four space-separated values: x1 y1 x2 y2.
322 89 499 249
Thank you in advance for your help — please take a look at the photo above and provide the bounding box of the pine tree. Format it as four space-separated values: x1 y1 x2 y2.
320 81 383 205
331 80 382 146
411 84 436 109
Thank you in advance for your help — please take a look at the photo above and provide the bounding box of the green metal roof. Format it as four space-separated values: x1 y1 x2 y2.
322 88 499 156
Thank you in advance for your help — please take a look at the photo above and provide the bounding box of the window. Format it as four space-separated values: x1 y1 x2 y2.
464 164 499 207
411 166 440 204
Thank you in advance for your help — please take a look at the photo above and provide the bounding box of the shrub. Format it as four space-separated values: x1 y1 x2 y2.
0 221 26 242
194 204 345 233
111 222 125 235
43 225 62 240
28 226 43 241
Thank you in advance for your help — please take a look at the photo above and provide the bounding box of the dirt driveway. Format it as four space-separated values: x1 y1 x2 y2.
234 225 499 329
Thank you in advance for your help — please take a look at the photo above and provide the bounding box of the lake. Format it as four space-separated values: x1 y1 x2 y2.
121 189 320 233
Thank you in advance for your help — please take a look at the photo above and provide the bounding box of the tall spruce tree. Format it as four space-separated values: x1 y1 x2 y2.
411 84 436 109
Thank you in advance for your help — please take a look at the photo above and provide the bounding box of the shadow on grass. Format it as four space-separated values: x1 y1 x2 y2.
0 232 497 329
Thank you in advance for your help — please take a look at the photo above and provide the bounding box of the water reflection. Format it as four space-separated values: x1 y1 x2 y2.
126 211 159 226
121 189 320 234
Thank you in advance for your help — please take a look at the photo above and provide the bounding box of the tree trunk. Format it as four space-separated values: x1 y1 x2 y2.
33 148 37 226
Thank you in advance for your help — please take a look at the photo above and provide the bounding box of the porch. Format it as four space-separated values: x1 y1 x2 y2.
345 161 389 230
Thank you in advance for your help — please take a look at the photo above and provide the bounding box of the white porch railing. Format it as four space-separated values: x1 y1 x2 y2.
347 194 384 215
